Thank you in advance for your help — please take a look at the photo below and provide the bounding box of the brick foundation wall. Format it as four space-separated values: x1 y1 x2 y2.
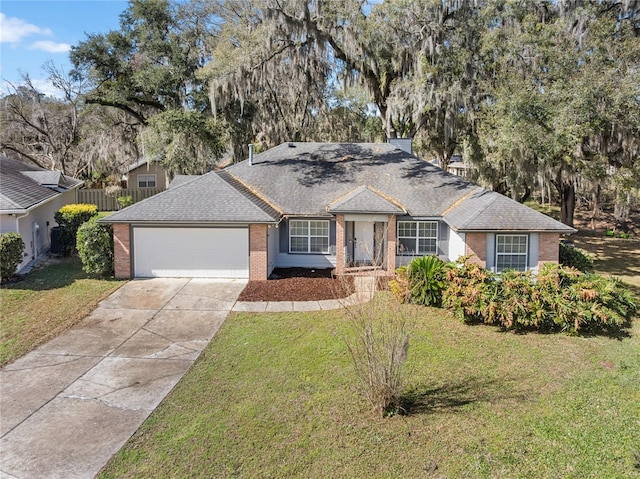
538 233 560 268
386 215 396 273
249 224 268 280
113 223 131 279
465 232 487 267
335 215 345 275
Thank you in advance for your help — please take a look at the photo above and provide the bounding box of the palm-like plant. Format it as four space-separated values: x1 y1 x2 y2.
407 255 449 306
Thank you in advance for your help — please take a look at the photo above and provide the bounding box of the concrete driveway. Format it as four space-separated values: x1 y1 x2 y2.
0 278 246 479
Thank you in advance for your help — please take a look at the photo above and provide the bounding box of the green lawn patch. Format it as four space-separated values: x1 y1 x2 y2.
100 307 640 478
0 256 124 366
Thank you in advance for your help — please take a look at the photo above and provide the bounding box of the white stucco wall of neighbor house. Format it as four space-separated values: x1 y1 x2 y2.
0 190 77 272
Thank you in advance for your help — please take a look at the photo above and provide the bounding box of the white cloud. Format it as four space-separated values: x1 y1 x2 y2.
0 13 52 44
29 40 71 53
1 78 65 99
27 78 65 99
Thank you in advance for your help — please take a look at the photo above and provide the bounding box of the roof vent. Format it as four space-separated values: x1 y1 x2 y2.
287 142 296 148
248 144 254 165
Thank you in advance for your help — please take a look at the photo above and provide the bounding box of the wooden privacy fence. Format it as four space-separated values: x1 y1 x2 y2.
76 188 163 211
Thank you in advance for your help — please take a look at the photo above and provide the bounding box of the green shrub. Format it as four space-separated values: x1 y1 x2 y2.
117 195 134 209
442 259 637 335
54 204 98 255
537 264 637 335
406 255 449 306
76 219 114 276
559 242 594 272
0 232 25 280
442 257 499 324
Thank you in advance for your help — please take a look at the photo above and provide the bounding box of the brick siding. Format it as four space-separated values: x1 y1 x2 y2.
386 215 396 273
538 232 560 268
249 224 268 280
465 232 487 267
113 223 131 279
335 215 345 275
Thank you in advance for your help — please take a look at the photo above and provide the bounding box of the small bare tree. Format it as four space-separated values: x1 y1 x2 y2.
342 292 413 417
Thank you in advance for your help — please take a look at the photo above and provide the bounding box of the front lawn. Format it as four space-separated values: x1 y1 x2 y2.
100 306 640 478
0 256 124 366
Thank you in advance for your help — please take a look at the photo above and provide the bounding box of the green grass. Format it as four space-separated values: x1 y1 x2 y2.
100 306 640 478
0 256 124 366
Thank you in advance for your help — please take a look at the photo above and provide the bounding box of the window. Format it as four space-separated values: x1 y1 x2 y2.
138 174 157 188
397 221 438 255
496 234 528 272
289 220 330 254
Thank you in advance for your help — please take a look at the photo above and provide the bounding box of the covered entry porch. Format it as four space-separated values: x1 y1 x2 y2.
335 214 397 275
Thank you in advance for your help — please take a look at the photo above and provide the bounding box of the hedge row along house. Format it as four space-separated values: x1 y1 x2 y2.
102 141 576 280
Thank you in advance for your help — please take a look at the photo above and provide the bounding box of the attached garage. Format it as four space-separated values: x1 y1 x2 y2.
132 226 249 278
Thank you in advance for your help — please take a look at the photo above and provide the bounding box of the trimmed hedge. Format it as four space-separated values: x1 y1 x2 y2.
76 219 114 276
54 204 98 255
0 232 25 280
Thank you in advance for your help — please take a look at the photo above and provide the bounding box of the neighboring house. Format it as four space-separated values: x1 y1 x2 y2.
0 157 83 272
125 158 170 190
102 141 575 280
430 154 470 177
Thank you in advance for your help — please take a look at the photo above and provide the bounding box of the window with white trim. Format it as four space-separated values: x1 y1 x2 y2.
397 221 438 255
289 220 330 254
138 174 157 188
496 234 528 272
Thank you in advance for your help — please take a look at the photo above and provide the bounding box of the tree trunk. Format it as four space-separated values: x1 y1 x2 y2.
559 181 576 227
590 183 601 231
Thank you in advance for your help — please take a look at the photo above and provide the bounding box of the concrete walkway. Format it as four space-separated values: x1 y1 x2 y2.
0 278 246 479
0 275 376 479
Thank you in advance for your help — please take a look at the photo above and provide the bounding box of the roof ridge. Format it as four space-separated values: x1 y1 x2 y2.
440 186 483 217
456 191 499 229
325 185 367 211
367 186 407 213
217 170 283 217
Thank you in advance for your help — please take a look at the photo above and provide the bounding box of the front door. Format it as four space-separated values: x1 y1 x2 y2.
354 221 374 263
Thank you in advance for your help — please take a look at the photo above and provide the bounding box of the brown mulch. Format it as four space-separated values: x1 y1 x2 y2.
237 268 354 302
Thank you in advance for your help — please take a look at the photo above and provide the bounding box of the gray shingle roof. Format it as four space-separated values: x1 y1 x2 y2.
227 142 474 217
327 186 406 214
444 189 577 233
102 170 280 224
101 142 574 233
169 175 199 188
0 157 83 211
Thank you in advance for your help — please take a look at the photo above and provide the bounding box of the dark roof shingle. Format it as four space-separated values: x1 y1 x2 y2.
0 157 83 211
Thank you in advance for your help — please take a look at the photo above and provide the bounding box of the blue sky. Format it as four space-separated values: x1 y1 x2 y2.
1 0 128 96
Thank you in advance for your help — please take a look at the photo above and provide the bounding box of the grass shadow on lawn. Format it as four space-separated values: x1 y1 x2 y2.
401 377 521 416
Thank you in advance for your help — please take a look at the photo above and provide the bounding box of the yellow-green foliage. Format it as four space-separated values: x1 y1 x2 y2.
56 204 98 218
54 204 99 256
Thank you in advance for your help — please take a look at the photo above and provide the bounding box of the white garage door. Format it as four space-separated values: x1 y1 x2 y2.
133 227 249 278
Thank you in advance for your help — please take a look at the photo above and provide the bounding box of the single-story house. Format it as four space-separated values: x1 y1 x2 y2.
0 157 83 272
102 141 576 280
125 158 170 189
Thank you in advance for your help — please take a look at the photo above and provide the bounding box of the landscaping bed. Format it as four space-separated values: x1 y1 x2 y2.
237 268 354 301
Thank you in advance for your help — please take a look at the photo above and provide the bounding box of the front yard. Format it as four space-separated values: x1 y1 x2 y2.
99 305 640 478
0 257 124 366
